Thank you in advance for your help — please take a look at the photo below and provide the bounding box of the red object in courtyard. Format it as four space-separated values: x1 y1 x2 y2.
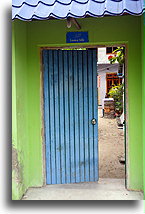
108 55 113 60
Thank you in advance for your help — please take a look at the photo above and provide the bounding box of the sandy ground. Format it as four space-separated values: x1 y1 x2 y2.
98 108 125 178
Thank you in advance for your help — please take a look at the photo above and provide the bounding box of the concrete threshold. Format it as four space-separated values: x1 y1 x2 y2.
22 179 143 200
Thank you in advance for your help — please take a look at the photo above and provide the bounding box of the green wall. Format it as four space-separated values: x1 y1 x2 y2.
12 15 144 199
143 13 145 197
12 21 29 200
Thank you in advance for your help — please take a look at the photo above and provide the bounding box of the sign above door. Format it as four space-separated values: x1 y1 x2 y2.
66 32 89 43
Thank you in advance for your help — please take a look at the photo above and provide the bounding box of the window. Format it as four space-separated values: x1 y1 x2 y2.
106 73 122 93
106 47 117 54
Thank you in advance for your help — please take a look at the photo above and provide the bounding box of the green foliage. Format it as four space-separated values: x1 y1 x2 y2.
108 47 125 64
108 47 125 115
108 84 124 115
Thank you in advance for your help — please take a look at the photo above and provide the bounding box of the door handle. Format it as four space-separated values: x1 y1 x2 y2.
91 118 97 125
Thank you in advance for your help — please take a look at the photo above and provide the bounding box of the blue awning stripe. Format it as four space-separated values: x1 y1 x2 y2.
13 8 145 21
12 0 106 8
12 0 145 21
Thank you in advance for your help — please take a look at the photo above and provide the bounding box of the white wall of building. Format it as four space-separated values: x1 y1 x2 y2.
97 63 119 105
98 47 115 64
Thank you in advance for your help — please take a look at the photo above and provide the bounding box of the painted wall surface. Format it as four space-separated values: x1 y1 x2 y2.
12 21 29 200
13 14 144 198
27 15 143 190
143 13 145 197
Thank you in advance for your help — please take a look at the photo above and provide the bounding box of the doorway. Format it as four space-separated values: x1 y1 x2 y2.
42 45 126 186
97 46 125 179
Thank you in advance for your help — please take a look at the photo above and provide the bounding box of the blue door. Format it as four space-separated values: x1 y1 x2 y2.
43 49 98 184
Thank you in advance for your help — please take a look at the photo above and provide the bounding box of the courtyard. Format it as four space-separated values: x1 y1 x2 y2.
98 108 125 178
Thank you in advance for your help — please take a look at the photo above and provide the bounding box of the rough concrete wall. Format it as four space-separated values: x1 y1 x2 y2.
12 145 23 199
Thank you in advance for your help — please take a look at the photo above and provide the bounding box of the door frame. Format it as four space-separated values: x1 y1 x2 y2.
40 44 128 187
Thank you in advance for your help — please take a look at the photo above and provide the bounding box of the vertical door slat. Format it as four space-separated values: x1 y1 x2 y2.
48 50 56 184
73 51 80 182
54 50 61 184
58 50 66 184
88 50 94 181
64 51 71 183
92 50 98 181
43 50 51 184
78 51 85 182
68 51 75 183
83 51 89 182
